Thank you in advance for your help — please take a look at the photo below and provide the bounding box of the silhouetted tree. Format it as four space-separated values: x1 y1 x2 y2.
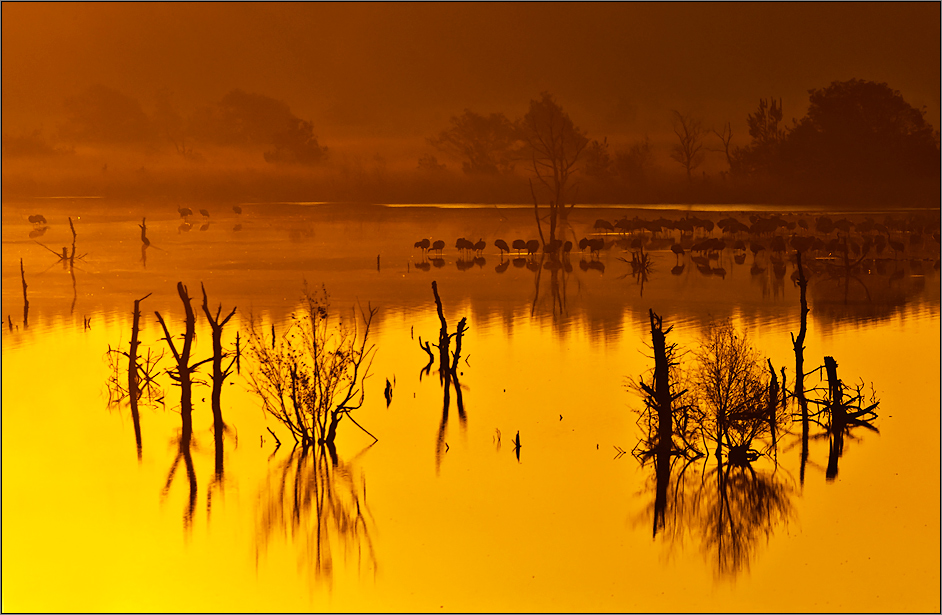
1 130 72 158
710 121 734 173
429 109 519 174
614 136 654 186
60 84 155 144
781 79 940 181
730 98 786 177
417 153 447 172
190 89 328 164
264 117 328 165
520 92 590 232
583 137 614 179
669 110 706 180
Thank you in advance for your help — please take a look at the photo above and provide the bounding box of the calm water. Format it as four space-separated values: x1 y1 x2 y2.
2 200 940 612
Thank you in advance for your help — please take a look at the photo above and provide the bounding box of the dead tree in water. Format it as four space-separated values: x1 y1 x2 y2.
633 309 700 460
20 258 29 329
427 281 469 470
128 293 153 458
789 250 813 483
155 282 211 444
821 356 879 480
200 283 237 477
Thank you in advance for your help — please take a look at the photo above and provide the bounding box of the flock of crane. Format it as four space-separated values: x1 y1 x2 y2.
411 213 939 274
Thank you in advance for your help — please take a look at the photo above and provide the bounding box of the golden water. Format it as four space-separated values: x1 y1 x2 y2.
2 201 939 611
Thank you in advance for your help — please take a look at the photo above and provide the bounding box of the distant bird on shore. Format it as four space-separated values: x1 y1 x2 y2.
495 239 510 255
526 239 540 256
670 244 685 263
178 206 193 218
474 239 486 255
431 239 445 255
199 208 210 218
512 239 526 254
232 205 242 215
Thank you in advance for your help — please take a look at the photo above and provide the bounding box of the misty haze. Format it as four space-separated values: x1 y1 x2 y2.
2 3 940 612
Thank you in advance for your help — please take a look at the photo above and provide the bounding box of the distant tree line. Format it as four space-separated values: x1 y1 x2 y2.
8 83 329 166
2 78 938 205
426 79 940 203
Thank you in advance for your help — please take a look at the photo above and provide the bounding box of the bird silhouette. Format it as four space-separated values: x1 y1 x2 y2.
512 239 526 254
543 239 562 253
178 206 193 218
199 208 210 218
474 239 486 255
562 240 573 254
414 238 431 253
384 379 393 407
670 243 685 264
232 205 242 215
495 239 510 255
431 240 445 255
526 239 540 256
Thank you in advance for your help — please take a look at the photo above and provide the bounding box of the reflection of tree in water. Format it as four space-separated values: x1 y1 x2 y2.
691 460 796 577
255 445 376 587
630 310 796 577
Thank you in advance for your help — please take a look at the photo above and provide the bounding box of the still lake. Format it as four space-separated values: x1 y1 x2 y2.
2 200 939 612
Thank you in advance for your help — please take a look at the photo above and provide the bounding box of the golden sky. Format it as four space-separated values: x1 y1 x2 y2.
3 3 939 151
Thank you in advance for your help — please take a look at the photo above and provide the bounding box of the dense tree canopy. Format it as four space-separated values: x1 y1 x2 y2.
60 84 155 144
733 80 940 183
429 110 519 174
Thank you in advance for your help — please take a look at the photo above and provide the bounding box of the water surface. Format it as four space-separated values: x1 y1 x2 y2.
2 200 939 611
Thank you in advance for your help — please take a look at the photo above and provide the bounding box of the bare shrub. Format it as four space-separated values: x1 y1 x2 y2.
245 285 377 450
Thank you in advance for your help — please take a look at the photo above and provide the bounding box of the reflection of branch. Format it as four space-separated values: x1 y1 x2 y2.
256 446 377 587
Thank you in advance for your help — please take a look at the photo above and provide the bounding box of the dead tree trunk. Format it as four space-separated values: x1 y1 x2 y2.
767 359 779 452
791 250 811 483
432 281 451 387
200 283 237 478
649 309 673 451
824 355 844 480
155 282 207 445
128 293 152 459
20 258 29 329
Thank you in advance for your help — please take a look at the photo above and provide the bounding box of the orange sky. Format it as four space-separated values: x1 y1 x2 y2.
3 2 940 156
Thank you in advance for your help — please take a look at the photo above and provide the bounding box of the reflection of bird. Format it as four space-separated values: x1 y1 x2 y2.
495 239 510 255
750 242 765 261
232 205 242 215
495 259 510 273
888 236 904 258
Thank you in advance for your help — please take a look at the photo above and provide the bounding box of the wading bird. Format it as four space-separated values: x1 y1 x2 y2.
414 238 431 253
494 239 510 255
